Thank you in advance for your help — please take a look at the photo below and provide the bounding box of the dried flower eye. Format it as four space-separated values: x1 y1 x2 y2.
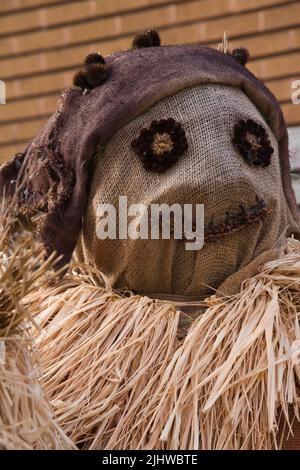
131 118 188 173
233 119 274 167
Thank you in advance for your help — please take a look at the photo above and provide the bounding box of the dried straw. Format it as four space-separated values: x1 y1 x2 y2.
0 337 74 450
0 212 75 449
27 276 180 449
28 238 300 449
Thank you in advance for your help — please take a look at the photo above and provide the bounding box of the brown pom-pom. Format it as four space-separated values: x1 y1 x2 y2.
73 70 89 89
85 63 108 88
230 47 250 66
73 51 108 90
132 29 161 49
84 52 105 66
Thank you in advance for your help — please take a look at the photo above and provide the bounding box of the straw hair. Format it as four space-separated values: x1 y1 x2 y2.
0 337 74 449
25 237 300 449
0 211 74 450
27 275 180 449
146 237 300 450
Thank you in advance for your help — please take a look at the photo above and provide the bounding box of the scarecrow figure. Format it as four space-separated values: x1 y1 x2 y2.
0 30 300 450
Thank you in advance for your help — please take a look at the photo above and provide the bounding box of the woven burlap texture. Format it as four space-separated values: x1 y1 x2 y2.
77 84 293 298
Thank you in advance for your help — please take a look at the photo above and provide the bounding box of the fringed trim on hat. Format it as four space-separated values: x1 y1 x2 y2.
26 237 300 449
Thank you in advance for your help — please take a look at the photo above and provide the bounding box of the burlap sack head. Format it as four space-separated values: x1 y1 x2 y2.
1 35 299 297
77 84 296 297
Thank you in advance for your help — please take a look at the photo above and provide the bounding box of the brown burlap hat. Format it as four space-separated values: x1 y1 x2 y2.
1 31 299 298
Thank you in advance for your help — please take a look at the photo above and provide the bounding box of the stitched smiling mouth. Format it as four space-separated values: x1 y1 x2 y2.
168 196 271 243
204 196 271 242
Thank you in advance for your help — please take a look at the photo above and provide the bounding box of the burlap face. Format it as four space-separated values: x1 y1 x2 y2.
77 84 293 298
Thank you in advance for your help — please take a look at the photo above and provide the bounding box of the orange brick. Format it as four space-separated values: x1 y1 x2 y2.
227 27 300 60
282 102 300 126
249 51 300 80
0 95 58 121
0 0 61 14
0 0 180 43
6 70 73 100
1 2 299 80
0 143 26 163
0 0 292 57
0 116 48 145
1 36 129 80
266 77 299 103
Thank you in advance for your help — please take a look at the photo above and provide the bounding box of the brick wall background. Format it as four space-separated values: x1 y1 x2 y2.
0 0 299 165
